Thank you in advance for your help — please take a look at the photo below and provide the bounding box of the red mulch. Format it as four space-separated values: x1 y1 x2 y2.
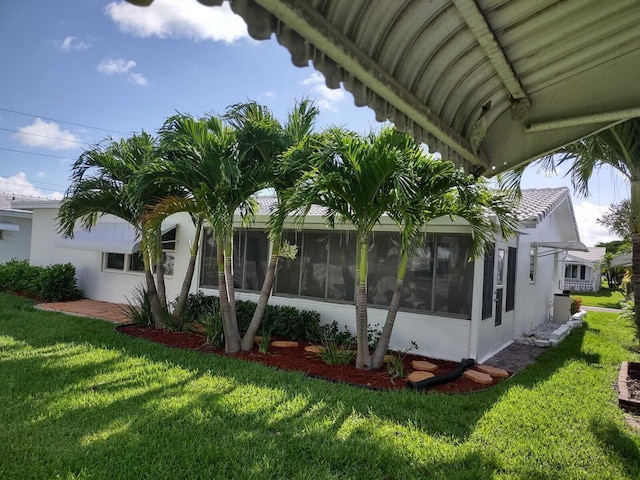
629 364 640 401
116 324 510 393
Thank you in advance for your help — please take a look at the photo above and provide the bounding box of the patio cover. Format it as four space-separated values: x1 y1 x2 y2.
0 222 20 232
127 0 640 176
55 223 175 254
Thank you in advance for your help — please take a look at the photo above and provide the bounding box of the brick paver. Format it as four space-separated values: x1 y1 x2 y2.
37 299 130 324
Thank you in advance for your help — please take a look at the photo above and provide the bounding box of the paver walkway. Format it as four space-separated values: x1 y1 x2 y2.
37 299 130 324
483 343 546 374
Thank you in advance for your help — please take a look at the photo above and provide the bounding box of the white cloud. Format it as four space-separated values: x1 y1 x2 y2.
302 72 346 112
12 118 81 151
97 58 136 75
260 90 276 99
0 173 63 200
573 200 621 247
129 72 148 86
105 0 248 43
59 36 92 52
37 171 46 178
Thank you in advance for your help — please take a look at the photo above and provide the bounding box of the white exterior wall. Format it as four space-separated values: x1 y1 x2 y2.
0 214 32 262
29 206 198 304
513 214 569 337
200 288 472 362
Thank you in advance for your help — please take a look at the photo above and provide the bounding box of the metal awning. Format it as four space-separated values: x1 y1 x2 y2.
0 222 19 232
127 0 640 176
55 223 176 254
532 241 589 253
56 223 141 254
611 253 632 268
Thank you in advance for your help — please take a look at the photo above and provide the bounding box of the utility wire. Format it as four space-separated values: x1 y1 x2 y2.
0 107 129 135
0 147 75 161
0 127 90 146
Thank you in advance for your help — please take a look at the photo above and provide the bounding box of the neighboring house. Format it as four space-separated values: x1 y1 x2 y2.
561 247 605 292
14 186 584 363
0 193 34 263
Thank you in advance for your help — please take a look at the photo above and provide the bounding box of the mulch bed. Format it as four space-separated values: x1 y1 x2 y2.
116 324 511 393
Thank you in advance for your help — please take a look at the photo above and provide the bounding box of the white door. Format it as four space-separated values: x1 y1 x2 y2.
493 243 515 351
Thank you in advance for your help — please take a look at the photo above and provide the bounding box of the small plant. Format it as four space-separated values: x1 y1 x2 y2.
318 321 356 348
386 341 419 380
319 339 355 365
258 331 271 354
122 287 153 326
367 323 382 350
200 309 224 348
570 296 583 315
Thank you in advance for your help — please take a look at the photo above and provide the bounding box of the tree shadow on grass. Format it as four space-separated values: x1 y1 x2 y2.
591 417 640 478
2 296 637 478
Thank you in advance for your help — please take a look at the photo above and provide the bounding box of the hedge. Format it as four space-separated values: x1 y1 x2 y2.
0 260 83 302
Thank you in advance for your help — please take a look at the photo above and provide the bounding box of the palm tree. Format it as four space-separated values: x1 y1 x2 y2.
225 99 320 351
503 118 640 342
279 126 420 370
370 159 518 369
155 113 260 353
57 133 170 327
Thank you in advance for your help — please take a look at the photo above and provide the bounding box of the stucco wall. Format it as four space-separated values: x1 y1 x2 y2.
513 212 569 337
29 207 198 304
0 214 32 262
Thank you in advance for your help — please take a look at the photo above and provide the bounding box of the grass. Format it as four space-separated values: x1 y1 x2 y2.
1 292 640 479
576 284 626 309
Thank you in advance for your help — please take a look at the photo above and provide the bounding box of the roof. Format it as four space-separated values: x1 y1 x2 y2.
256 186 578 229
0 192 43 214
131 0 640 176
565 247 606 265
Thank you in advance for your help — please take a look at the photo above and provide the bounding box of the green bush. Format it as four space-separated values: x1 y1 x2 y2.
180 292 322 342
0 260 83 302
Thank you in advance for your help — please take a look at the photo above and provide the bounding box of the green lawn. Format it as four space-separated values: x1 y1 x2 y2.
1 292 640 479
576 285 626 309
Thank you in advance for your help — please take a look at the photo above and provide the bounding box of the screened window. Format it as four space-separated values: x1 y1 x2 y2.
105 253 125 270
199 228 474 318
199 228 269 291
565 264 587 280
432 235 474 316
529 247 536 283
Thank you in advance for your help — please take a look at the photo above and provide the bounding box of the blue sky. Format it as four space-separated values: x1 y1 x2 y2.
0 0 629 246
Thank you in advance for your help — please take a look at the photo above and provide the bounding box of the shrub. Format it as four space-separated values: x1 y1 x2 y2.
0 260 83 301
179 292 322 342
319 321 356 348
570 296 583 315
200 310 224 348
122 287 153 326
37 263 83 302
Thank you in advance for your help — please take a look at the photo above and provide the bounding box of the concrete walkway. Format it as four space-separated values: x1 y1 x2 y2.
37 299 130 324
582 305 622 314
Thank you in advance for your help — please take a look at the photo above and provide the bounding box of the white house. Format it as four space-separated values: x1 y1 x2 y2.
561 247 605 292
14 186 584 363
0 193 34 263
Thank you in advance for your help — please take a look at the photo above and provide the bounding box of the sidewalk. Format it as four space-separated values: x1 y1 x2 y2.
37 299 130 324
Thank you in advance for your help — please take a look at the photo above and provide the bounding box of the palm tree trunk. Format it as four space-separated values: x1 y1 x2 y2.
631 180 640 342
217 233 240 353
224 231 238 328
172 217 203 320
143 250 166 328
355 235 372 370
241 234 280 351
155 226 167 307
371 253 408 369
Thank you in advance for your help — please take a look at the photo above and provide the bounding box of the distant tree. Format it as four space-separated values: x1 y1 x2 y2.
597 199 632 242
595 240 631 256
595 252 626 289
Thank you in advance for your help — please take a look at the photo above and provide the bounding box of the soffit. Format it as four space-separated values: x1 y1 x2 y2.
139 0 640 176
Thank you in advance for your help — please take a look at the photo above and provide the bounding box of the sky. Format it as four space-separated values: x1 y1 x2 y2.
0 0 630 247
